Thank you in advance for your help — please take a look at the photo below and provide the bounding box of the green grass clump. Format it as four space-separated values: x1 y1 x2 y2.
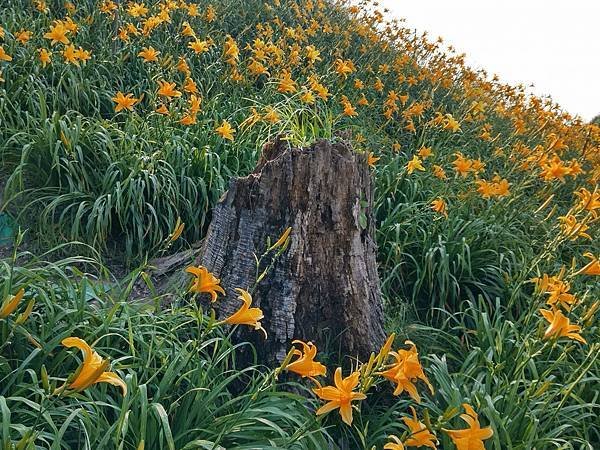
1 242 328 449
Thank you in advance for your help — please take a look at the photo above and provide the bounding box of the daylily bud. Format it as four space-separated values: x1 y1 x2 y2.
269 227 292 251
169 217 185 242
0 288 25 319
582 301 599 326
41 365 50 393
16 299 35 324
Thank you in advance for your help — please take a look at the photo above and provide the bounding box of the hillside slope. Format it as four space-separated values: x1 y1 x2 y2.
0 0 598 448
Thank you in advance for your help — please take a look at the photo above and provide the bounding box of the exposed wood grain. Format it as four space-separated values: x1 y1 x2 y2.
198 137 386 365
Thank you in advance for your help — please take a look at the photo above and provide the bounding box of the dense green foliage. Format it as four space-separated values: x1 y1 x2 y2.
0 0 598 448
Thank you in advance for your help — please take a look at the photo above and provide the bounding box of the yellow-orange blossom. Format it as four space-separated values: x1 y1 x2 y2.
312 367 366 425
61 337 126 395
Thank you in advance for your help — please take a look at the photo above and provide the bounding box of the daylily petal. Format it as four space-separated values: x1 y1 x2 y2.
313 386 341 401
333 367 343 388
62 337 94 362
96 371 127 395
339 402 354 426
316 400 340 416
403 380 421 403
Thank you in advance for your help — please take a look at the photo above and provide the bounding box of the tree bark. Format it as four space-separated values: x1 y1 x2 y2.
197 137 385 365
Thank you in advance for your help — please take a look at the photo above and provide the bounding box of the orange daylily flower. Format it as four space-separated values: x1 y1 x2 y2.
176 57 190 74
334 58 355 78
61 337 127 395
247 59 269 77
44 23 70 45
15 30 33 45
383 436 405 450
112 92 139 112
62 44 79 65
442 114 461 132
240 107 261 130
127 2 148 17
187 3 200 16
540 157 570 182
492 177 510 197
305 45 321 64
313 367 366 425
530 271 564 293
0 46 13 62
453 154 472 177
38 48 52 67
155 104 169 115
341 97 357 117
180 114 197 126
403 406 438 448
188 94 201 114
357 94 369 106
157 80 182 99
558 215 591 240
224 288 266 337
574 252 600 276
379 340 434 402
574 188 600 217
138 46 160 62
223 35 239 65
75 47 91 64
181 21 196 38
368 152 381 167
185 265 225 302
35 0 49 13
62 17 78 33
215 120 235 140
205 5 216 22
286 340 327 378
475 180 495 199
443 404 493 450
407 155 425 174
541 278 577 311
277 70 297 93
189 39 210 54
418 146 433 159
540 309 586 344
431 198 448 217
433 165 447 180
300 89 315 104
263 107 280 124
470 159 486 175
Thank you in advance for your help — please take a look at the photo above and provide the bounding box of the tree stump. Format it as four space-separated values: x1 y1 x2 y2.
198 137 385 365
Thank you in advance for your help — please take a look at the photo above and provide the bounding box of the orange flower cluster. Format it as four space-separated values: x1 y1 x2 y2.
475 176 510 199
284 334 493 450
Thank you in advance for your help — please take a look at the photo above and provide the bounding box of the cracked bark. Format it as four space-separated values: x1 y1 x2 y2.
197 137 385 365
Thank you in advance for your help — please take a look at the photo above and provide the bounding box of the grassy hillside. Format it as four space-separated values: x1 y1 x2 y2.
0 0 598 448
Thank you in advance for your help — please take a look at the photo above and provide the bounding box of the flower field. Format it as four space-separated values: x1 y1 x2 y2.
0 0 598 448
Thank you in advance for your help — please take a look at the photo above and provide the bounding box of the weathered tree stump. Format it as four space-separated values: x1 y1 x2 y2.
198 137 385 365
